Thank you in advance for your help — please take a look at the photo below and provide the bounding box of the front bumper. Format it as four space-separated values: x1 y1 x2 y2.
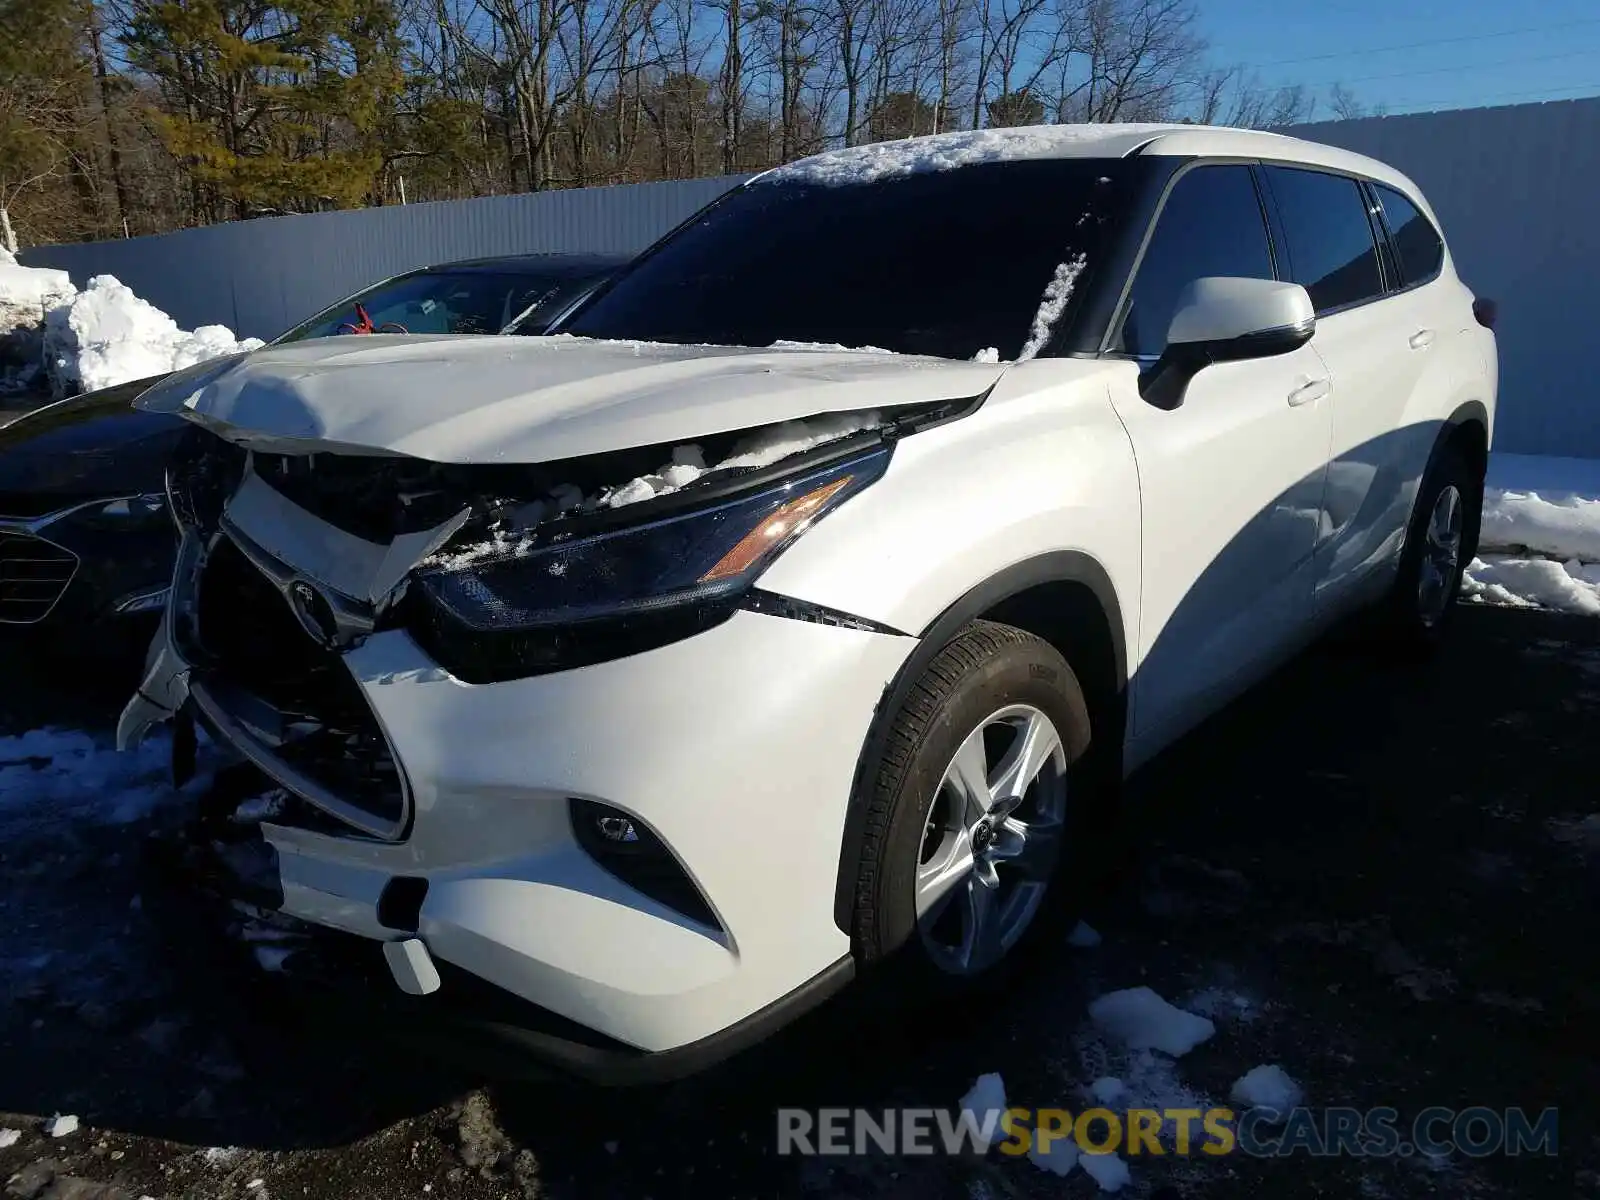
129 602 915 1065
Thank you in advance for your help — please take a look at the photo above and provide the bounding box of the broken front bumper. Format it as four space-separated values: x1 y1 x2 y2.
125 581 914 1069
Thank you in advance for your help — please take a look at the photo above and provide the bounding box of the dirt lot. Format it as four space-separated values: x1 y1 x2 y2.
1 604 1596 1200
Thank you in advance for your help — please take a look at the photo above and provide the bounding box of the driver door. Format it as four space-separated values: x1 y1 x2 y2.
1106 163 1334 759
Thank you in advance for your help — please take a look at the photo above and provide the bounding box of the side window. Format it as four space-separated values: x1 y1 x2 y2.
1261 166 1384 314
1373 183 1444 288
1117 165 1274 357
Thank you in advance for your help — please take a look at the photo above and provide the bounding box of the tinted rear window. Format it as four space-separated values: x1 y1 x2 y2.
1374 183 1444 287
1261 166 1384 314
565 160 1131 361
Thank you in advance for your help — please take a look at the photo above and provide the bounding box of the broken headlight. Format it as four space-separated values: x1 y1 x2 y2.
408 445 889 681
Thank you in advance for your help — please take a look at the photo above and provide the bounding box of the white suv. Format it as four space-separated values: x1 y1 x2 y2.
120 123 1497 1082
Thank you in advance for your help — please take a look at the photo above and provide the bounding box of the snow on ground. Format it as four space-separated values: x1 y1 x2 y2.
0 726 196 828
1465 453 1600 615
1229 1063 1304 1114
1086 986 1216 1056
0 260 259 397
43 1114 79 1138
958 1072 1008 1148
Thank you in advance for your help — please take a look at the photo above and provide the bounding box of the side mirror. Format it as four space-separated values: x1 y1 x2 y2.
1140 277 1315 410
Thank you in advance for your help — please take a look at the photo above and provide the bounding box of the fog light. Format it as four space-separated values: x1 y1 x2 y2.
568 798 719 928
595 814 639 844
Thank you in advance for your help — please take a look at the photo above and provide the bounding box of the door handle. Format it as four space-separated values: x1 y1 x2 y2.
1287 377 1331 407
1409 329 1436 350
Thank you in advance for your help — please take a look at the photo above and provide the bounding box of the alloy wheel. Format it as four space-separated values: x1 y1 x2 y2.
1417 483 1464 627
915 704 1068 975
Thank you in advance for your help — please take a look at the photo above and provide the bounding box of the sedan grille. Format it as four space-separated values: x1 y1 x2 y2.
0 533 77 625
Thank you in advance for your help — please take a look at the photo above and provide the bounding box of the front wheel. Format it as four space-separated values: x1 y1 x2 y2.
849 621 1092 990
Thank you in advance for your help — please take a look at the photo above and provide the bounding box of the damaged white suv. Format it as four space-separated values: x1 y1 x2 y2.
120 123 1497 1082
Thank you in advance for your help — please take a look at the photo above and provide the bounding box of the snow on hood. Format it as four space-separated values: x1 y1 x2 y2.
760 123 1178 187
139 333 1008 463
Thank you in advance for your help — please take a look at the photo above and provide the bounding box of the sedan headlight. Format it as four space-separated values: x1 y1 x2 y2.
409 445 889 681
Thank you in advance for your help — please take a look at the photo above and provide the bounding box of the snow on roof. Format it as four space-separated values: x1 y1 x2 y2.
760 124 1182 186
754 122 1415 197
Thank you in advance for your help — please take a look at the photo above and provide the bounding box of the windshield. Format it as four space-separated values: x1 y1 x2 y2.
275 270 579 343
565 159 1130 361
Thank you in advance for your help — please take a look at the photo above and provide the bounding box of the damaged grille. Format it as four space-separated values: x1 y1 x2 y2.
188 536 408 839
0 533 77 624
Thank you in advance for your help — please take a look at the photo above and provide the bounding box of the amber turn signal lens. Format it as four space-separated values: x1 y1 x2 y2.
699 475 855 583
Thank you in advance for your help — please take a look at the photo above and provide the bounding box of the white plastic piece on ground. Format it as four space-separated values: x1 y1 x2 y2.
43 275 263 395
1230 1064 1304 1114
0 1128 20 1147
1027 1130 1080 1176
958 1072 1008 1148
1067 919 1103 948
1087 987 1216 1056
44 1113 79 1138
384 937 443 995
1078 1149 1132 1192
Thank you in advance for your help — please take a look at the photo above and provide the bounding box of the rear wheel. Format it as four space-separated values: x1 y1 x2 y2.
850 621 1092 989
1380 443 1480 651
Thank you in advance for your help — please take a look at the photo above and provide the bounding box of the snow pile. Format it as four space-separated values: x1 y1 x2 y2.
0 258 260 396
0 259 75 391
45 275 263 395
763 125 1172 187
43 1114 79 1138
1464 453 1600 616
1018 255 1088 361
1229 1064 1304 1115
1087 987 1216 1056
0 1128 20 1148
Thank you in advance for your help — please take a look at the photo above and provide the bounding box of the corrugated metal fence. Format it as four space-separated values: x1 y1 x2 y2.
21 173 747 347
1291 99 1600 461
20 97 1600 456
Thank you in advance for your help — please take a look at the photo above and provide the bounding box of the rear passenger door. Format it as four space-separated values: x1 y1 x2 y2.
1258 166 1443 609
1107 164 1334 753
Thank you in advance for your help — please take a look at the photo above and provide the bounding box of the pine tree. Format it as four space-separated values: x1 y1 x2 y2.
122 0 406 221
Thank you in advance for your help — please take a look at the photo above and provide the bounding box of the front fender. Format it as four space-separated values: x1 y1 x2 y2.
757 361 1142 653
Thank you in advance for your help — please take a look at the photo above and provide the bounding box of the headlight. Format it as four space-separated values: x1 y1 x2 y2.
419 447 887 631
408 445 889 681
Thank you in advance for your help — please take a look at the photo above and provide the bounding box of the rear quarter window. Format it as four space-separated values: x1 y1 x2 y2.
1373 183 1445 287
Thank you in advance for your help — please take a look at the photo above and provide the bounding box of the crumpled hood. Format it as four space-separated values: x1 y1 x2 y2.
137 333 1010 463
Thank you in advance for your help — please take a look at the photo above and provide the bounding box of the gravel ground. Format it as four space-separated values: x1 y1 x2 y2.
1 604 1596 1200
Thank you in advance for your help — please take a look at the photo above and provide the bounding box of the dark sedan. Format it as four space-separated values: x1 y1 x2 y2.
0 252 627 637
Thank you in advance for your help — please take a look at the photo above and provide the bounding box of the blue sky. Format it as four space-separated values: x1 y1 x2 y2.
1200 0 1600 115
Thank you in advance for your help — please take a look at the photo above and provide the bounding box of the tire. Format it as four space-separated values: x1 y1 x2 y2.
850 620 1092 992
1380 442 1481 652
